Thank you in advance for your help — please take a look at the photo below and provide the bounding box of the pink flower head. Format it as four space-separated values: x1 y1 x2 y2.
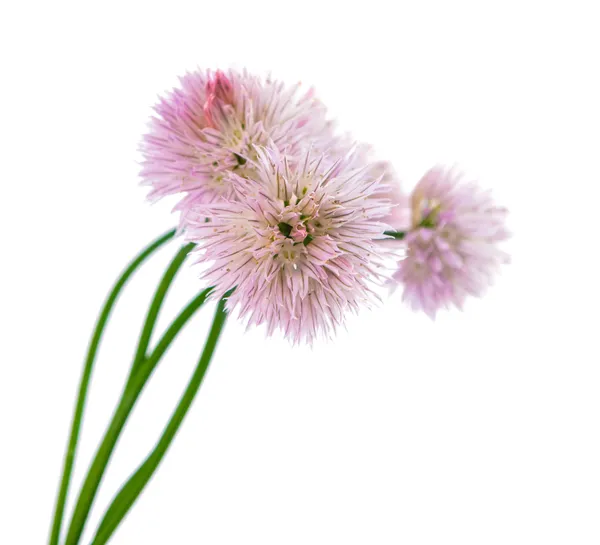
186 147 393 344
392 166 510 318
140 68 337 229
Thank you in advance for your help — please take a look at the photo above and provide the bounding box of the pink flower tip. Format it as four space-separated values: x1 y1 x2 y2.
290 223 308 243
203 70 234 127
206 70 234 103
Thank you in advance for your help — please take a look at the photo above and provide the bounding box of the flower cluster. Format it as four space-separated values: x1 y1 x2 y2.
140 69 336 228
141 67 510 342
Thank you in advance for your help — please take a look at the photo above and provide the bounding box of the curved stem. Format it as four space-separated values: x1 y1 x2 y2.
48 229 176 545
63 245 199 545
91 298 228 545
129 243 196 378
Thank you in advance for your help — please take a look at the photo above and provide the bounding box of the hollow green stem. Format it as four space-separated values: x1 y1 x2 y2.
91 298 228 545
48 229 176 545
63 244 198 545
383 230 406 240
129 242 196 380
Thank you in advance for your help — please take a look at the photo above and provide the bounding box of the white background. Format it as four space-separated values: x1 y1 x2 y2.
1 1 599 544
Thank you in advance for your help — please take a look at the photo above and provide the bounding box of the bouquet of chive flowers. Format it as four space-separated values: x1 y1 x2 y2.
48 68 510 545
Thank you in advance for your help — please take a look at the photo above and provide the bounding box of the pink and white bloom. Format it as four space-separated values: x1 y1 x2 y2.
392 166 510 318
186 147 393 344
140 69 336 228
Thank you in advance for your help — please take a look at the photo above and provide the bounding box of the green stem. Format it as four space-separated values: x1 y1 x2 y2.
90 298 228 545
48 229 176 545
128 242 196 381
63 244 198 545
383 230 406 240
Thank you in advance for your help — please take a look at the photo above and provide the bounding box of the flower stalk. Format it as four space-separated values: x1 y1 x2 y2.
62 243 199 545
384 230 406 240
48 229 176 545
91 297 229 545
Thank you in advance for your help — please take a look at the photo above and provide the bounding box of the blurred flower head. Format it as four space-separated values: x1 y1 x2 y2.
392 166 510 318
378 163 411 233
331 140 409 232
186 146 393 344
140 69 336 228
